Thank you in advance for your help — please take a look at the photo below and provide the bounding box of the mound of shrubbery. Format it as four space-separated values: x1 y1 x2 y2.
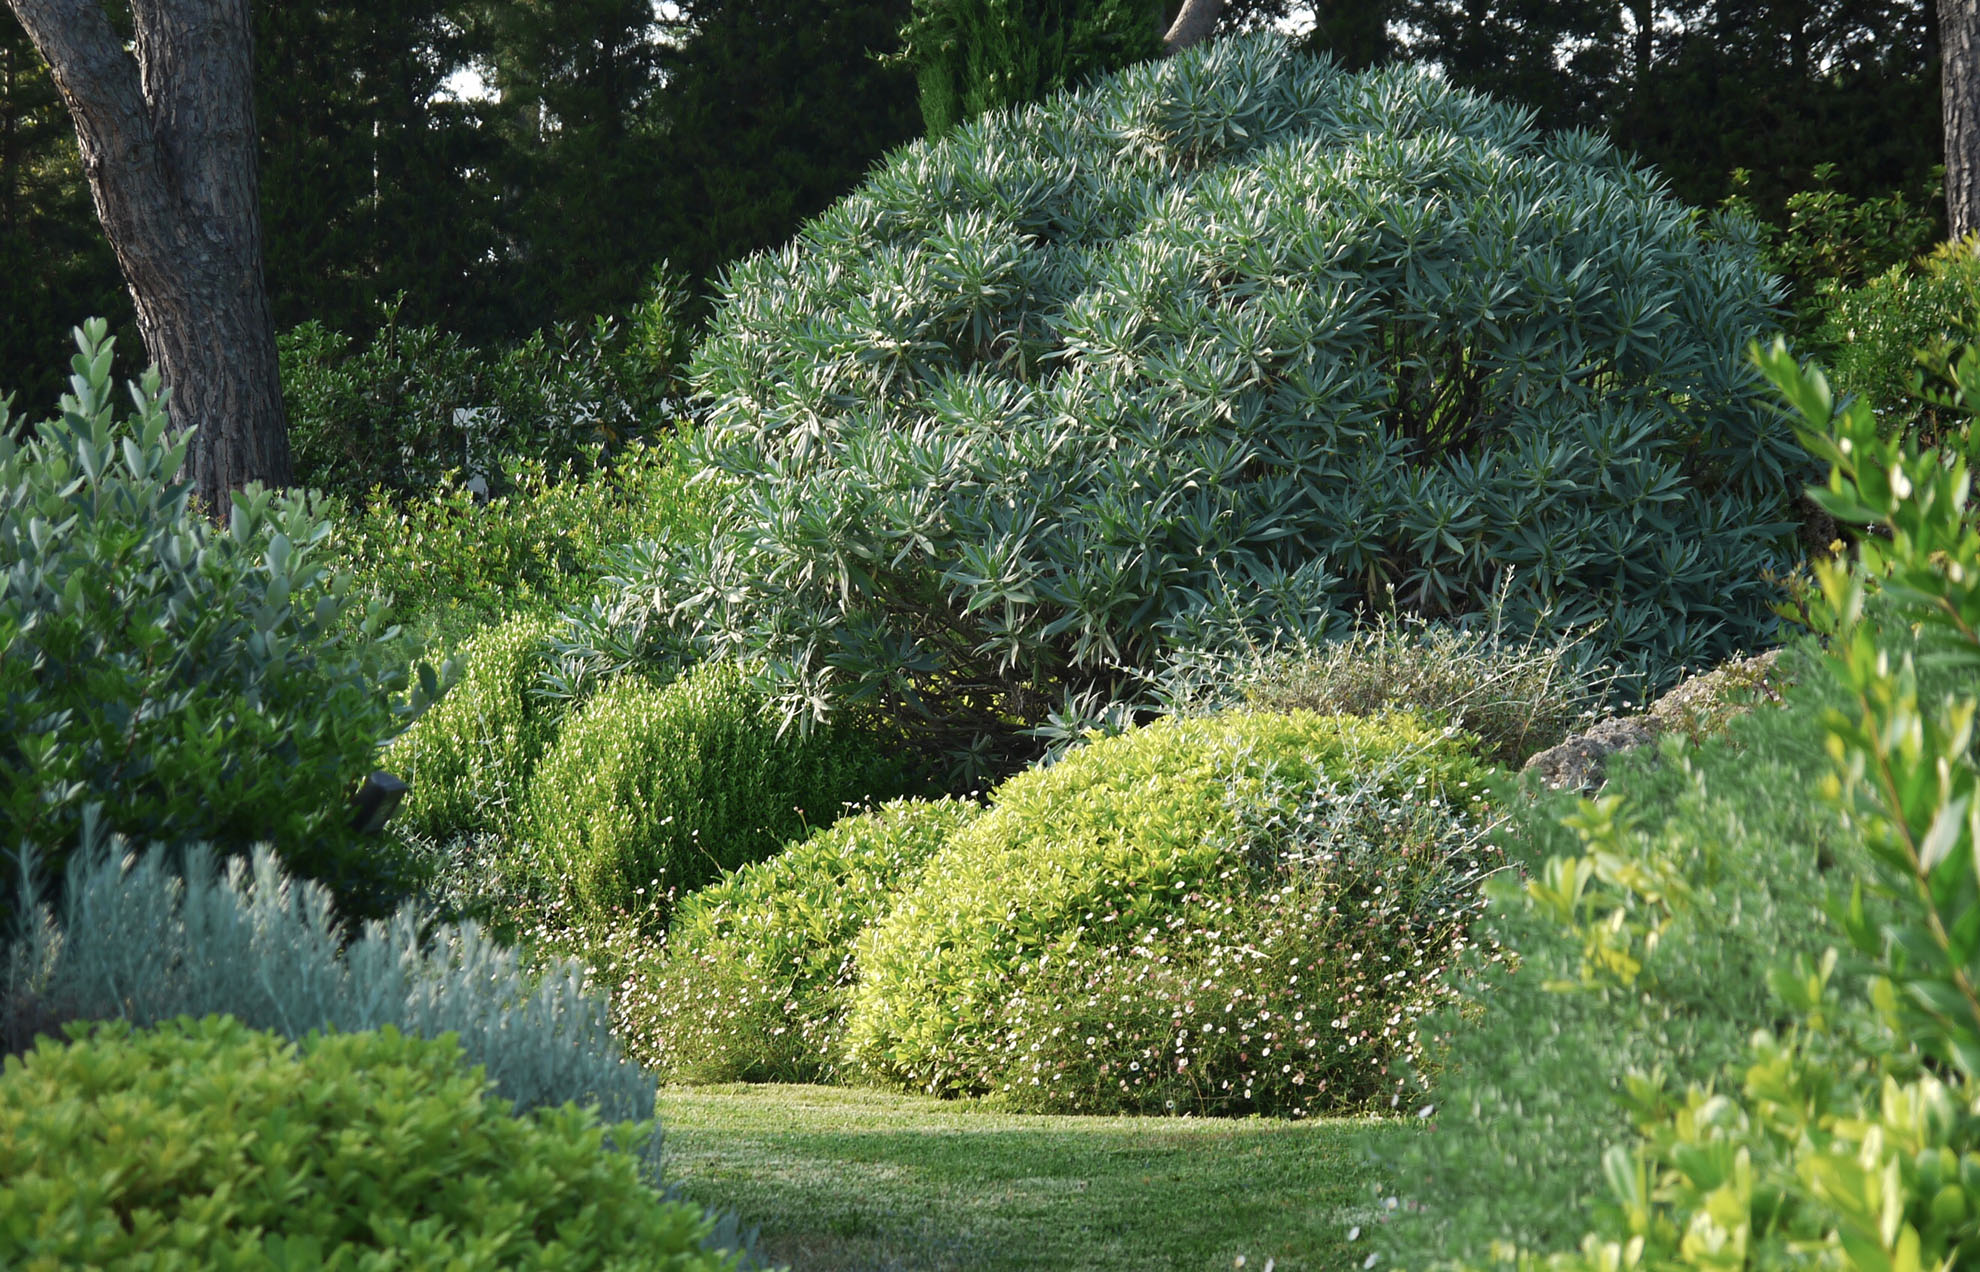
585 32 1805 780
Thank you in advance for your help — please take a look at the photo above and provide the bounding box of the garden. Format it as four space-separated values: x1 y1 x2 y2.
3 27 1979 1272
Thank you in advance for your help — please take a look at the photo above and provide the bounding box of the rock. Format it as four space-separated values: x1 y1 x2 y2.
1519 716 1663 794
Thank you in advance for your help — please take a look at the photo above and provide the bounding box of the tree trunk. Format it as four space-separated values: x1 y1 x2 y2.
1947 0 1980 243
1161 0 1222 54
6 0 290 509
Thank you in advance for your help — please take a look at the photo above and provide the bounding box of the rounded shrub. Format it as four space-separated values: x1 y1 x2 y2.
390 612 561 842
1816 239 1980 451
842 710 1500 1115
0 322 439 935
525 660 907 930
0 1014 734 1269
635 33 1804 778
628 796 981 1082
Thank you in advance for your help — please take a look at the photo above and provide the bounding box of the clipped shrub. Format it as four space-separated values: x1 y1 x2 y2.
1160 605 1614 767
843 711 1498 1115
1816 239 1980 451
626 33 1805 780
525 661 908 931
628 797 982 1083
0 322 440 933
390 613 561 842
1 834 660 1133
0 1014 734 1270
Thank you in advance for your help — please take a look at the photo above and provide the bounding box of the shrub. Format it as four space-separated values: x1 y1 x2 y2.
628 797 982 1083
1815 239 1980 452
0 322 440 933
525 661 908 931
1 834 660 1133
842 710 1498 1114
0 1014 735 1270
389 613 561 843
1159 604 1614 767
624 33 1805 781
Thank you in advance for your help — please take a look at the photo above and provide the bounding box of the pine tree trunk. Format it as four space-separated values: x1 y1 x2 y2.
1161 0 1221 54
1946 0 1980 243
5 0 290 509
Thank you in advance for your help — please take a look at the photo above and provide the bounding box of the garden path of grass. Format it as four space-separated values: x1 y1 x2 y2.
656 1084 1405 1272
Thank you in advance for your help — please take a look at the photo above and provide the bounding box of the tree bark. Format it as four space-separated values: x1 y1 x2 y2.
1947 0 1980 243
6 0 290 509
1161 0 1222 55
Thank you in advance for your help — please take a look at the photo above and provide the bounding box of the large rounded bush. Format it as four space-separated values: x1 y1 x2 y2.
842 711 1499 1114
525 661 906 929
637 33 1803 776
0 323 438 933
628 796 981 1083
0 1014 733 1269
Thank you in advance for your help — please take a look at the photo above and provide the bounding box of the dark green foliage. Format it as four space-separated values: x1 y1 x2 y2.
900 0 1159 135
629 797 981 1083
0 324 440 935
0 1014 733 1269
524 661 909 931
844 710 1498 1115
646 35 1805 778
1375 637 1868 1267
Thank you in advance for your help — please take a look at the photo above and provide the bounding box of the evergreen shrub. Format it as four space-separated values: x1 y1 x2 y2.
629 33 1805 780
0 323 441 934
0 1014 734 1270
525 662 907 931
1817 239 1980 451
629 797 981 1083
843 711 1500 1115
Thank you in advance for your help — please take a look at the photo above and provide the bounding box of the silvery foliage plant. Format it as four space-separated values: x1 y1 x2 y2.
587 33 1806 778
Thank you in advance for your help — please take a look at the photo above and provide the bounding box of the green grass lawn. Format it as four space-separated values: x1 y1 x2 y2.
655 1084 1403 1272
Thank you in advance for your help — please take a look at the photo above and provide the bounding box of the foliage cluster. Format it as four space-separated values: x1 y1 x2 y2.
842 710 1499 1115
897 0 1157 134
627 35 1805 781
0 324 441 934
523 662 911 933
280 270 693 508
1814 240 1980 451
0 1014 734 1270
628 797 983 1083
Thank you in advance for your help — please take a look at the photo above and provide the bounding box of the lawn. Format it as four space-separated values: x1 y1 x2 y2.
656 1084 1403 1272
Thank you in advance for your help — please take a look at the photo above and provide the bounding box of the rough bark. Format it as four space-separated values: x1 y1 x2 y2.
5 0 290 509
1947 0 1980 243
1160 0 1222 54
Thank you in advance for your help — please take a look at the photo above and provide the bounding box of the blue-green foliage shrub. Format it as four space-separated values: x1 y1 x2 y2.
0 323 439 933
844 711 1499 1115
390 613 561 843
1373 638 1868 1267
628 797 981 1083
525 662 908 931
1815 239 1980 451
611 34 1804 780
0 1014 734 1270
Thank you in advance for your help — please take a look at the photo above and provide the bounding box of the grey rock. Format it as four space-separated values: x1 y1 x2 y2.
1519 716 1663 794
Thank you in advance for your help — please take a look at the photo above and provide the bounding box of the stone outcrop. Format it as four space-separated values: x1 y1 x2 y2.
1518 649 1790 795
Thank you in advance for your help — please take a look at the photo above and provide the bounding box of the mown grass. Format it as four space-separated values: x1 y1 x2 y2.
656 1084 1400 1272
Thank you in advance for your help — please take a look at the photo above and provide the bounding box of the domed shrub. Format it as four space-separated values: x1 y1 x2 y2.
630 33 1803 778
628 796 981 1082
842 711 1500 1114
0 322 442 935
391 612 561 842
1817 240 1980 450
0 1014 735 1269
525 661 907 930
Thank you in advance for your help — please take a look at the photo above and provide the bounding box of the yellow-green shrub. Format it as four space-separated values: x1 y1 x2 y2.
0 1014 735 1270
629 797 981 1083
843 711 1499 1114
525 661 906 931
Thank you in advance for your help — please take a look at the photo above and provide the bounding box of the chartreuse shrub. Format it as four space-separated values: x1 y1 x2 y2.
843 711 1499 1115
390 613 561 843
0 1014 735 1270
626 797 982 1083
1388 344 1980 1271
610 33 1804 780
0 322 443 934
525 661 907 932
1815 238 1980 451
